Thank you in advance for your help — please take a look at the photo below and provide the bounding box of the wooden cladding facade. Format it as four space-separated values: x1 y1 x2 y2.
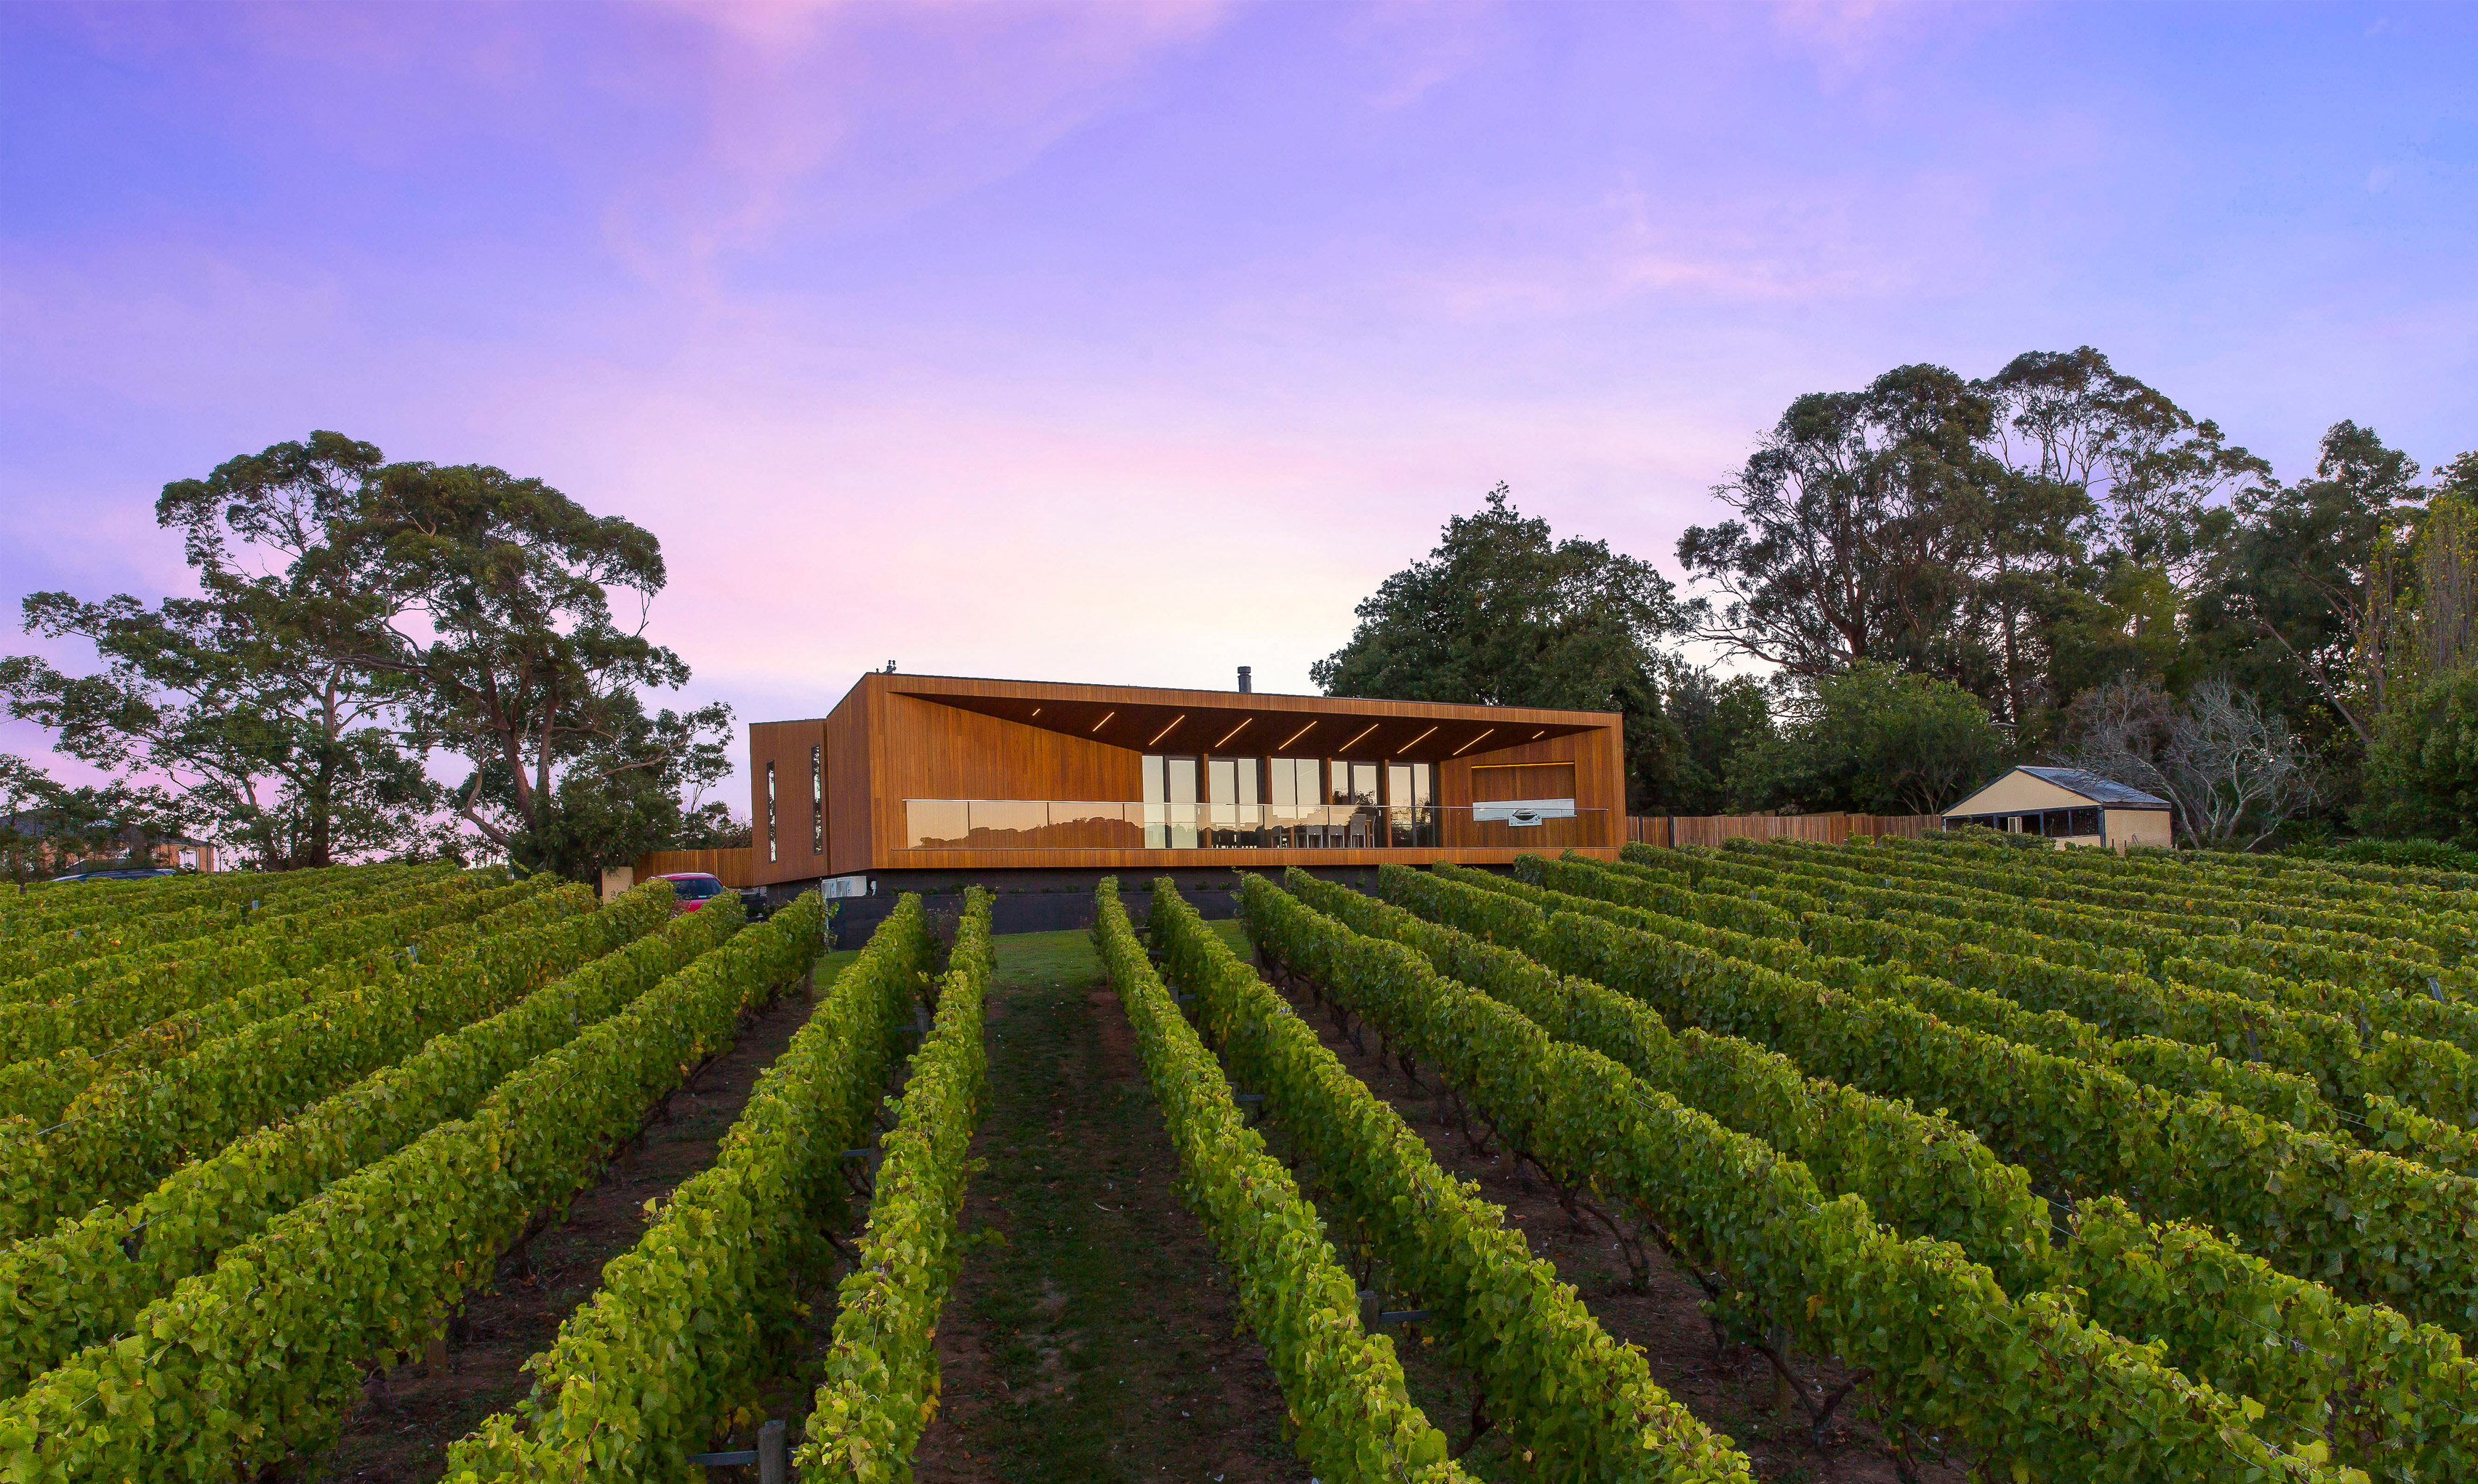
748 672 1627 883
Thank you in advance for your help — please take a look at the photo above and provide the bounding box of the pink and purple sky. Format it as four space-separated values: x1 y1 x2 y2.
4 1 2474 805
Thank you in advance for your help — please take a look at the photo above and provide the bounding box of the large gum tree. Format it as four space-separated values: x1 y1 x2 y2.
326 455 732 878
0 433 445 868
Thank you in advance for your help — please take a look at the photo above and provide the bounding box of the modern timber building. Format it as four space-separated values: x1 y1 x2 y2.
745 670 1627 892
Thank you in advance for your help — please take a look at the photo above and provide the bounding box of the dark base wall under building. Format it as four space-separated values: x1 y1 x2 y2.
822 884 1234 950
781 864 1511 950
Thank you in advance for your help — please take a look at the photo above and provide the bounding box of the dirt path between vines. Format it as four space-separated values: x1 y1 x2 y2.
907 928 1305 1484
1257 945 1973 1484
301 958 851 1484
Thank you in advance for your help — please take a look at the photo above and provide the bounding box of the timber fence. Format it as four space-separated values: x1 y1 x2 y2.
1627 812 1946 849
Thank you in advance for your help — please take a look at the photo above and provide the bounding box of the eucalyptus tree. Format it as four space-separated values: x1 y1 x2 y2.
1676 364 2002 683
2 431 733 878
329 456 734 878
0 433 444 867
2196 421 2426 748
1680 350 2270 747
1979 347 2272 584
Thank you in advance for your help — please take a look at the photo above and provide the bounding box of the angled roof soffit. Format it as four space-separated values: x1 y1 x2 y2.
888 681 1602 764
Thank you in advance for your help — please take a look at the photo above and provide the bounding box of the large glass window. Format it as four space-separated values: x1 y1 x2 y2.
810 745 825 855
1329 759 1380 847
1269 758 1320 804
905 801 969 849
1144 755 1200 848
1387 760 1435 846
1209 756 1264 846
765 761 777 863
1268 758 1323 847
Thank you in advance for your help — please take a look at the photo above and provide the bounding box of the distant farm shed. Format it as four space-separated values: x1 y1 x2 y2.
1944 766 2172 849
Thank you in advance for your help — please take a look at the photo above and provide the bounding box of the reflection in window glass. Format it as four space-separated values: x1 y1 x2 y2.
1328 761 1378 805
1209 756 1263 846
1267 758 1321 847
1387 760 1435 846
1144 755 1200 848
765 762 777 863
1329 760 1379 846
906 800 969 849
811 745 824 854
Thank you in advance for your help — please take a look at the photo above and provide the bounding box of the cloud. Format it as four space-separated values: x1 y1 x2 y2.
1391 164 1996 323
598 0 1235 284
1345 0 1504 110
1766 0 1978 80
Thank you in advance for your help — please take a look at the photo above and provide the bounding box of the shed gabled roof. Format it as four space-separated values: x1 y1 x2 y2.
2013 766 2169 808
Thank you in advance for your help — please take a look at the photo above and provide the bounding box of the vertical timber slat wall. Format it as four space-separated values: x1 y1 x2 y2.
746 720 827 878
827 686 873 880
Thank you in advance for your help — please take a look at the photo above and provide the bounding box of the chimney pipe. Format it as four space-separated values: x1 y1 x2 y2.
1237 665 1253 693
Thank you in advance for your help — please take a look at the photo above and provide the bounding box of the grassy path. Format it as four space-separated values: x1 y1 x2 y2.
910 927 1306 1484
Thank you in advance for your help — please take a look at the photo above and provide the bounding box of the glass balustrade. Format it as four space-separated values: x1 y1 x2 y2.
900 800 1608 851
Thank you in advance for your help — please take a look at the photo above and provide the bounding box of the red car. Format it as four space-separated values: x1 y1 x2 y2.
651 872 728 913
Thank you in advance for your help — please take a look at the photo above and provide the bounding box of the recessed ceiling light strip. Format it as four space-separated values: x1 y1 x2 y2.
1147 714 1187 747
1338 723 1379 753
1277 720 1317 750
1214 718 1253 748
1401 725 1439 751
1091 711 1115 733
1450 727 1496 757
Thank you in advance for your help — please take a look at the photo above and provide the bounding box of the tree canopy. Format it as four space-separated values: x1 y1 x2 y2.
1 433 739 878
1736 665 2008 817
1677 348 2280 753
1312 484 1684 809
1323 348 2469 846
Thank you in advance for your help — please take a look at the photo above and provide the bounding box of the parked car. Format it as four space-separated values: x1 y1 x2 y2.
651 871 729 913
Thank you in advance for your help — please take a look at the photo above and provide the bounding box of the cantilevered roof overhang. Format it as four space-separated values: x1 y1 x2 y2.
883 673 1608 763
